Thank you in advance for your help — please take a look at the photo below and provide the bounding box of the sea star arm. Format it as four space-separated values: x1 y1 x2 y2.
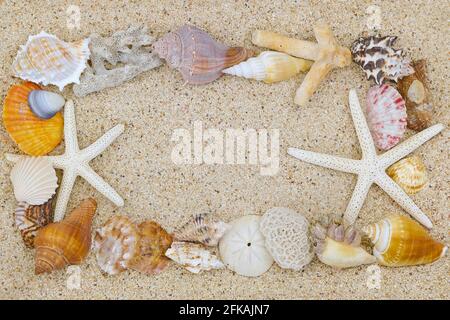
343 173 373 226
63 100 80 153
288 148 361 174
54 168 77 221
375 172 433 228
378 124 445 169
81 124 125 161
79 165 124 207
294 60 332 106
348 90 377 159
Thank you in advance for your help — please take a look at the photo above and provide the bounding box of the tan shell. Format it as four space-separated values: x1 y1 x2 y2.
387 155 428 194
173 213 229 246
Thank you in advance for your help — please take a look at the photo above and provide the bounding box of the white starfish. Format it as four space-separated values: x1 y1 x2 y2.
6 100 125 221
288 89 444 229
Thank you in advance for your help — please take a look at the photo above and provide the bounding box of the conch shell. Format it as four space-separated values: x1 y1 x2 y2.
222 51 312 83
173 213 229 246
312 222 376 269
153 24 253 84
3 82 64 156
34 198 97 274
387 155 428 195
363 215 447 267
397 60 433 131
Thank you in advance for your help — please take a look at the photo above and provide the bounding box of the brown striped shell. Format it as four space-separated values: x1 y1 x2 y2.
173 213 229 246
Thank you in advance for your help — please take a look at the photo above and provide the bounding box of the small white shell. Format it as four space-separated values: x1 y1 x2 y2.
10 157 58 205
28 90 65 119
165 241 225 274
219 215 273 277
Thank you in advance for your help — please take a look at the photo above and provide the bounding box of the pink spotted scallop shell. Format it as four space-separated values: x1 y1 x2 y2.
367 84 407 150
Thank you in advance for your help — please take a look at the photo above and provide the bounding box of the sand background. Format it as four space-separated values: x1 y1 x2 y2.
0 0 448 299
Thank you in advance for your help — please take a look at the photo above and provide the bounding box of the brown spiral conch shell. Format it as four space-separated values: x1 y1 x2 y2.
153 24 253 84
34 198 97 275
173 213 229 246
14 197 54 248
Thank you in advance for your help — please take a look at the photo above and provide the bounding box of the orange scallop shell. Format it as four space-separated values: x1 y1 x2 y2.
3 82 63 156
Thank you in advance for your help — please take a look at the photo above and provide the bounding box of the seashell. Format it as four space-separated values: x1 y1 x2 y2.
12 31 90 90
10 157 58 206
218 215 273 277
129 221 173 275
397 60 433 131
363 215 447 267
153 24 253 84
387 155 428 194
260 207 313 270
222 51 312 83
34 198 97 274
351 36 414 85
366 84 407 150
93 215 140 275
3 82 64 156
28 90 65 119
165 241 225 274
312 222 376 269
173 213 229 246
14 197 54 248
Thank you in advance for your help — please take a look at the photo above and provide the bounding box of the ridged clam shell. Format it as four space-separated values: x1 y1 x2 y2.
222 51 312 83
10 157 58 206
362 215 447 267
387 155 428 194
28 90 65 119
3 82 64 156
165 241 225 274
367 84 407 150
173 213 229 246
12 31 90 90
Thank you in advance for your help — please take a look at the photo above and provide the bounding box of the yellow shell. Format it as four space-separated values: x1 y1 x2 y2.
387 155 427 194
363 215 447 267
3 82 63 156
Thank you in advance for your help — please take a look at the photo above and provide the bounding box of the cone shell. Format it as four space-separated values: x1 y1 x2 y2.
14 197 54 248
387 155 428 194
10 157 58 205
362 215 447 267
129 221 173 275
367 84 407 150
12 32 90 90
3 82 64 156
34 198 97 275
173 213 229 246
153 24 253 84
165 241 225 274
222 51 312 83
93 215 140 275
28 90 65 119
312 222 376 269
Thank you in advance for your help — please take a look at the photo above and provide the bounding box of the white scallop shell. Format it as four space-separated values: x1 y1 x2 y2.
260 207 313 270
12 31 90 90
28 90 65 119
10 157 58 205
219 215 273 277
165 241 225 274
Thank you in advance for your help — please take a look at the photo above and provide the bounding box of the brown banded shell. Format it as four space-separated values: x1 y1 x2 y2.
153 24 253 84
173 213 229 246
387 155 428 194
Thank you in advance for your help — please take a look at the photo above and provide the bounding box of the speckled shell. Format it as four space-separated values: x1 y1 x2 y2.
28 90 65 119
260 207 313 270
165 241 225 274
93 215 140 275
10 157 58 206
363 215 447 267
173 213 229 246
12 32 90 90
367 84 407 150
312 222 376 269
351 36 414 84
153 24 253 84
129 221 173 275
222 51 312 83
34 198 97 274
387 155 428 194
397 60 433 131
219 215 273 277
3 82 64 156
15 197 54 248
